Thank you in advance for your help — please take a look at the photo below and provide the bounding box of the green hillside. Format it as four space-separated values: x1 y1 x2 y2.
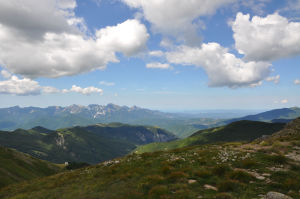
0 124 175 164
135 121 285 154
1 119 300 199
0 146 60 189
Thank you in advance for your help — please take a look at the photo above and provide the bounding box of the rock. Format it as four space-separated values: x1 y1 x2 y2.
204 184 218 191
266 192 293 199
188 179 197 184
256 175 266 180
262 173 271 177
197 196 203 199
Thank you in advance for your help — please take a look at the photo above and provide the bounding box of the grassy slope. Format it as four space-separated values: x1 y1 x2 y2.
1 132 300 198
1 119 300 199
0 146 60 189
135 121 285 154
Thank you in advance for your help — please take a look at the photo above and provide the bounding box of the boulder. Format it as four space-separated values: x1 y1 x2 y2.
266 192 292 199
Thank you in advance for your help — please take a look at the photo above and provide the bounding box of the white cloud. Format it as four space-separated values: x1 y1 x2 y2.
42 86 60 94
69 85 103 95
294 79 300 85
266 75 280 84
96 19 149 56
1 70 11 79
166 43 271 88
281 99 288 104
232 12 300 62
146 62 173 70
0 0 149 78
149 50 164 57
99 81 115 86
238 0 270 15
0 0 77 40
249 81 263 88
121 0 235 45
0 75 41 95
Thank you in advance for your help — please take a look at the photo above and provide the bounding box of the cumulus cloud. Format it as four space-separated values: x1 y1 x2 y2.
0 0 77 40
1 70 11 79
96 19 149 56
266 75 280 84
232 12 300 62
166 43 271 88
146 62 173 70
99 81 115 86
0 75 41 95
121 0 235 45
0 0 149 79
42 86 60 94
294 79 300 85
69 85 103 95
149 50 164 57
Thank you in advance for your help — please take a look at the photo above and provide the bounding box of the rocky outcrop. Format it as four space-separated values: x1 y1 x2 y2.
265 192 293 199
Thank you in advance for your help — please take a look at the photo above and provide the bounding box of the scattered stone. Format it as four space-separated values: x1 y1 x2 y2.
188 179 197 184
262 173 271 177
266 191 293 199
204 184 218 191
197 196 203 199
256 175 266 180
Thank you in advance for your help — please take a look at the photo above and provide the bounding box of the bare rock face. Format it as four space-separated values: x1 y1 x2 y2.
266 192 293 199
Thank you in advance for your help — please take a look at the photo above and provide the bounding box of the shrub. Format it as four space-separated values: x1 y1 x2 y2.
266 154 287 164
239 159 258 169
229 170 254 183
215 193 234 199
212 164 232 177
195 170 212 179
217 179 242 192
148 185 169 199
167 171 188 183
161 165 173 175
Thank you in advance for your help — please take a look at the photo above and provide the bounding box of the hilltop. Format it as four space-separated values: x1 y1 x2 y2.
225 107 300 124
1 118 300 198
135 120 285 154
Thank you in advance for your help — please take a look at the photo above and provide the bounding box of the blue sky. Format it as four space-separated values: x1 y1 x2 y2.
0 0 300 110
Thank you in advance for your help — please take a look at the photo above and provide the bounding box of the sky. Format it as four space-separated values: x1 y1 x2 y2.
0 0 300 111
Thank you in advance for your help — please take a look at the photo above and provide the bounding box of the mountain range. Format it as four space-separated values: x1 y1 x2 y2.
1 104 300 138
0 123 175 164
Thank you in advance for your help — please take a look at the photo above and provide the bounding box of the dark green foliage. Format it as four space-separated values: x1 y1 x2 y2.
212 164 232 177
229 170 254 183
265 154 287 164
0 123 174 164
